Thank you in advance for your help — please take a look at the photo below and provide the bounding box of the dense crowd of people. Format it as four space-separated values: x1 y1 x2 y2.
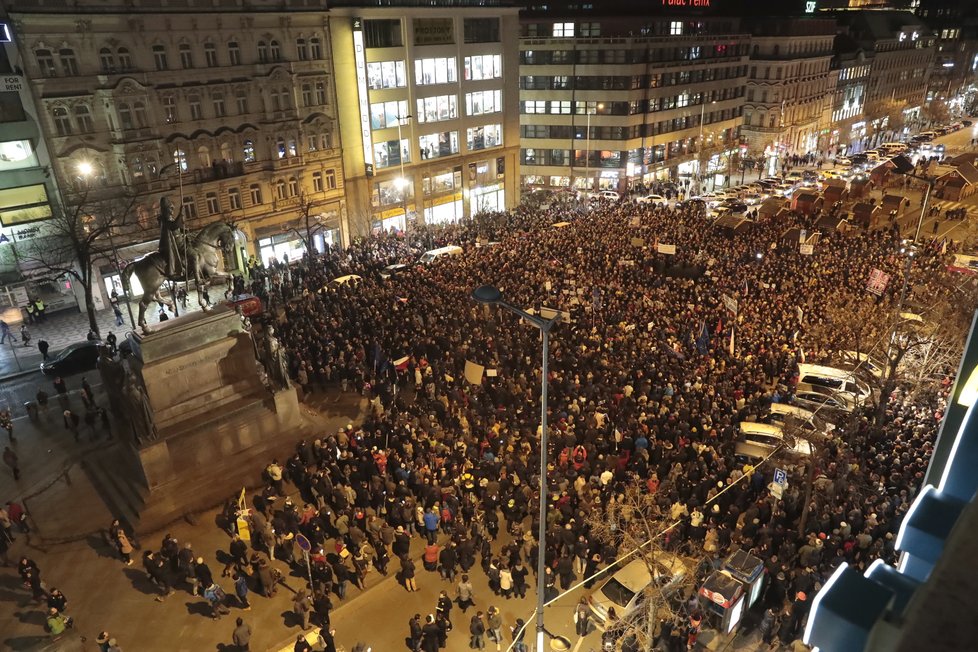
125 194 965 651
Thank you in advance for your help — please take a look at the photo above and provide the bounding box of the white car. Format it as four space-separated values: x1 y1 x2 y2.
586 555 688 629
835 157 852 167
596 190 620 201
636 193 666 205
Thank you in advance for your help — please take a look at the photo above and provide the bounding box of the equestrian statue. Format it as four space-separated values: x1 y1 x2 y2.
122 196 237 329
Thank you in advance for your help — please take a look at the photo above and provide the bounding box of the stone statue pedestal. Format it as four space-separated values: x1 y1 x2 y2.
122 306 305 533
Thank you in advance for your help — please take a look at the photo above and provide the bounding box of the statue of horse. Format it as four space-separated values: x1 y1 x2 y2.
122 221 237 328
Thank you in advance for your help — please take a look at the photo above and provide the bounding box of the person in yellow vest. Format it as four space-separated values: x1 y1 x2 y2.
33 298 46 322
24 301 35 324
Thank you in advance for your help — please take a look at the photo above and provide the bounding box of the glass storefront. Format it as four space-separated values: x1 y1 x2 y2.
470 184 504 214
424 196 463 224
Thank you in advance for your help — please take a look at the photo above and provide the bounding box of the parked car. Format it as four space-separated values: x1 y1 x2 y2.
734 421 812 461
834 156 852 167
790 382 857 416
636 193 666 205
40 340 102 376
586 554 688 629
380 263 411 280
595 190 620 201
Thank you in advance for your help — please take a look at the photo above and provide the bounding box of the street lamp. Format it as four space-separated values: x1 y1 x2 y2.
890 154 934 243
584 103 604 199
395 113 413 227
75 162 137 330
471 285 559 652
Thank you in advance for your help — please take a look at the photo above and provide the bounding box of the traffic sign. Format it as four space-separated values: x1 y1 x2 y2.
774 468 787 486
295 533 311 553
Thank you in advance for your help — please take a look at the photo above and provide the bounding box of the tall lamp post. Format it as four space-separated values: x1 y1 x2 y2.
75 162 137 329
584 103 604 200
471 285 559 652
395 113 413 229
891 154 934 243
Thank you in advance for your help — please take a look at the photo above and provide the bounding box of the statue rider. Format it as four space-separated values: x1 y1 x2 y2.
158 196 184 277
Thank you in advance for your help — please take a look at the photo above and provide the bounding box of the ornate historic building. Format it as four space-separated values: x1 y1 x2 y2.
5 0 345 300
739 18 837 171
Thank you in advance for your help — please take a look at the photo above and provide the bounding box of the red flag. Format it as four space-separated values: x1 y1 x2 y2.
393 356 410 371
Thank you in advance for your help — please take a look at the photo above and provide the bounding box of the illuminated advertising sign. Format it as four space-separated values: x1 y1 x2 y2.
353 18 375 177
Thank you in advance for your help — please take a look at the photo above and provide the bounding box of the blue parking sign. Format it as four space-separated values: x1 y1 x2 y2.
774 468 787 486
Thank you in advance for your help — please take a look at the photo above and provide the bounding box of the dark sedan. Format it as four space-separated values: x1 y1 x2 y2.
40 340 102 376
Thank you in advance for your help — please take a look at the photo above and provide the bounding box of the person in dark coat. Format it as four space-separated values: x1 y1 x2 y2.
421 615 440 652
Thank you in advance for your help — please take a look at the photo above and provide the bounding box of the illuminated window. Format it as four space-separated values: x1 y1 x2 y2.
414 57 457 86
463 54 502 81
415 95 458 124
466 124 502 151
370 100 410 129
367 60 407 90
243 140 256 163
466 90 502 116
418 131 459 160
670 21 683 36
553 22 574 37
373 139 410 168
523 100 547 114
549 100 571 114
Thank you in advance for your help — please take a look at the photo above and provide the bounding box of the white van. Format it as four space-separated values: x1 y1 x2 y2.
880 142 908 153
735 422 812 460
797 363 872 405
418 245 463 265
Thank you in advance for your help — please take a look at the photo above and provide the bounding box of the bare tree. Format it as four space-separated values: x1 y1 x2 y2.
586 481 710 649
281 191 331 253
20 187 140 337
922 100 951 128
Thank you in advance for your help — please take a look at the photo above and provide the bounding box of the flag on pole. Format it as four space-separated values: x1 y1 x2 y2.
729 325 735 356
393 356 410 371
799 346 806 363
715 318 723 335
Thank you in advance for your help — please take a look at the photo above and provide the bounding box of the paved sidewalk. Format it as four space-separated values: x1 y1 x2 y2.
0 388 365 652
0 298 202 378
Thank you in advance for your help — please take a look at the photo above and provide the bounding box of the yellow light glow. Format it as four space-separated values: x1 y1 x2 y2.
956 364 978 407
76 161 93 177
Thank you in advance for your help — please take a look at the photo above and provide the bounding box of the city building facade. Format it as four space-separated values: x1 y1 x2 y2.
830 34 874 155
329 1 521 231
5 0 345 307
739 18 837 169
915 0 978 108
830 10 936 138
0 15 69 309
517 8 750 194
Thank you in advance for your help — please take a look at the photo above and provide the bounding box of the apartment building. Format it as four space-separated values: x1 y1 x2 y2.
916 0 978 104
830 10 935 132
517 9 750 193
739 18 837 168
5 0 346 302
328 1 521 230
830 35 874 155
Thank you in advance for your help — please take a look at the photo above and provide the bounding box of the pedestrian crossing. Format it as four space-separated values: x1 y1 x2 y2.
929 198 975 215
